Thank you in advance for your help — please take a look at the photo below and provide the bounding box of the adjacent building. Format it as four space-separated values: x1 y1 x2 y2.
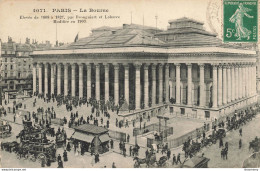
0 37 51 95
31 17 257 120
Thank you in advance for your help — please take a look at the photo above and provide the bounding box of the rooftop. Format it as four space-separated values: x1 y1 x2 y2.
74 124 108 135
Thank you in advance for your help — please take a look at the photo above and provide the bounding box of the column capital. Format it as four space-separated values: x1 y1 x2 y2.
113 63 120 70
151 64 156 70
175 63 181 68
158 63 163 68
85 63 92 67
37 63 43 68
165 63 169 69
122 63 129 68
71 63 77 68
186 63 192 69
78 63 84 67
104 63 110 68
198 63 205 68
134 63 141 69
212 63 218 69
144 64 149 70
218 64 223 69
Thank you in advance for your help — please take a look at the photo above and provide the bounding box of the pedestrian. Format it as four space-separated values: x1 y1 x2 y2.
129 146 132 156
63 150 68 162
239 128 242 136
219 138 223 148
13 115 16 122
41 158 46 167
172 154 177 165
112 162 116 168
57 154 62 163
127 134 130 143
176 153 181 164
239 139 242 149
167 149 171 160
58 161 63 168
110 139 114 149
145 149 149 158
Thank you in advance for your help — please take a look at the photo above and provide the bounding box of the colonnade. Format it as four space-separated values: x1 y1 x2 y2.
33 62 256 110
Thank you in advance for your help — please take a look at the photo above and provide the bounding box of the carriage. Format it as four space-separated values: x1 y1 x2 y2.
0 120 12 138
18 142 57 163
55 132 65 147
216 128 226 139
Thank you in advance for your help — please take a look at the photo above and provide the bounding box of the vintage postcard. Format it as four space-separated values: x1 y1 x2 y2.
0 0 259 169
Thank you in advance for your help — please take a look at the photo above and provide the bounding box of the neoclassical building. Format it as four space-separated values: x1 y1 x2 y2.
31 18 257 120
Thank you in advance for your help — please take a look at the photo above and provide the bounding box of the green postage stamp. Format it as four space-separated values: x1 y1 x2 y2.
223 0 258 42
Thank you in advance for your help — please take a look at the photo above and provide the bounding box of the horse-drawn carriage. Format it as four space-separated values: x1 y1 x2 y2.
133 152 169 168
17 141 57 163
249 137 260 153
0 120 12 138
55 131 65 147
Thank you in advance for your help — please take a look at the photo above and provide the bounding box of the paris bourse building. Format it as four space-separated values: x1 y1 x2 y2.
31 17 257 120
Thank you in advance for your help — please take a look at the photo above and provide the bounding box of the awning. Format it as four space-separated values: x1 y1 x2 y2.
99 134 110 143
71 132 94 143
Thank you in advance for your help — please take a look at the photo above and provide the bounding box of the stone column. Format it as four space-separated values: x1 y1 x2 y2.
199 64 205 107
44 63 48 96
114 64 119 105
71 63 76 97
38 63 43 94
187 63 192 105
176 63 181 104
57 63 62 95
135 64 141 110
170 64 175 99
95 64 100 101
144 64 149 108
158 64 163 104
33 63 37 93
87 63 92 100
152 64 156 105
238 64 242 99
79 63 83 98
249 64 252 96
50 64 55 96
231 64 235 101
235 64 239 100
227 64 231 103
212 64 218 108
64 63 68 96
165 64 169 103
253 64 256 95
249 64 253 96
242 64 246 98
245 65 248 97
222 64 227 104
218 64 223 106
104 64 110 102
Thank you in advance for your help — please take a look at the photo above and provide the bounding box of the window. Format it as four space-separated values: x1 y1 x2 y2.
5 65 7 70
205 111 210 118
18 72 21 78
5 58 7 62
10 58 13 62
29 65 31 69
10 65 13 70
5 73 7 77
181 108 185 115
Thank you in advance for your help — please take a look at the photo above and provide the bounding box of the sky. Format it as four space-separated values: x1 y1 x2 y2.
0 0 213 45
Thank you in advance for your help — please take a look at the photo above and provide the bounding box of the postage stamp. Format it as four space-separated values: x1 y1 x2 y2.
223 0 258 42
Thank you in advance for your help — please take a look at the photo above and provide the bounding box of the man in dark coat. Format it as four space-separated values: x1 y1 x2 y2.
63 150 68 162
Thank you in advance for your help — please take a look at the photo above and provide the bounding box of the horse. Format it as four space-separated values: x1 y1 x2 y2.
133 157 146 168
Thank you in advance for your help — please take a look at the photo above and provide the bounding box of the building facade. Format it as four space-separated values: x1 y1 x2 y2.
31 18 257 120
0 37 51 93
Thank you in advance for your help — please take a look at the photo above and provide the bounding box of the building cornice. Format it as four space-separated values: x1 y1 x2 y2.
32 46 256 56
